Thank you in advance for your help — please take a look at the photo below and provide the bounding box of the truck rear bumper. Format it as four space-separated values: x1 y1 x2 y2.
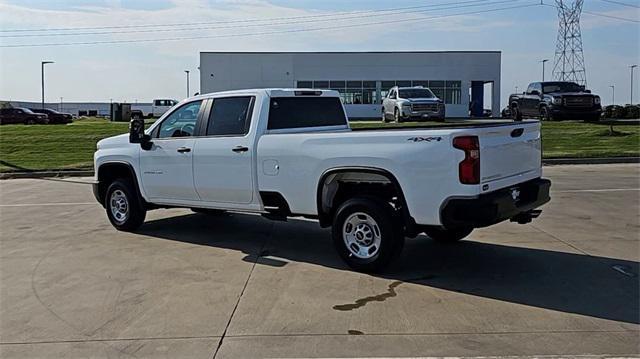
440 178 551 228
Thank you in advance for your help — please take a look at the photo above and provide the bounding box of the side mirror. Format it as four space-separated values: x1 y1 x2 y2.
129 118 152 150
584 89 591 93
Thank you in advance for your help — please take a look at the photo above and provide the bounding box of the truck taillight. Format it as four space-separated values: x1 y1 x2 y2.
453 136 480 185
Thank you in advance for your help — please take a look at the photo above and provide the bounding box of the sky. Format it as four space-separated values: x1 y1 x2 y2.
0 0 638 107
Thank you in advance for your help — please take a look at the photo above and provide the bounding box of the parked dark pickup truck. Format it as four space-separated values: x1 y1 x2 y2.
509 81 602 121
30 108 73 124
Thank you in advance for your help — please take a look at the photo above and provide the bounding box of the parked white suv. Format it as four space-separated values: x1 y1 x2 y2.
93 88 550 272
382 86 445 122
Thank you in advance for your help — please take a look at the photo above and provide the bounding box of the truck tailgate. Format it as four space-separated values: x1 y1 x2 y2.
477 121 541 184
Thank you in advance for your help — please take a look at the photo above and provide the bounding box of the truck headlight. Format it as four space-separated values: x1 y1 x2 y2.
552 97 562 105
594 96 601 105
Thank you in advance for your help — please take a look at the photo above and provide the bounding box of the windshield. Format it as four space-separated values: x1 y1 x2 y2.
398 88 436 99
19 108 35 114
542 82 583 93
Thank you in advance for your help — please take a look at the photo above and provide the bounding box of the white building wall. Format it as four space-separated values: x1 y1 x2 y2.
200 51 501 118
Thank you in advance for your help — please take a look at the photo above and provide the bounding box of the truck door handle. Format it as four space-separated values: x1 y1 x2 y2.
177 147 191 153
232 146 249 153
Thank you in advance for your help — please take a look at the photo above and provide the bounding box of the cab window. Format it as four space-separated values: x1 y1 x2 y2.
206 97 253 136
157 100 202 139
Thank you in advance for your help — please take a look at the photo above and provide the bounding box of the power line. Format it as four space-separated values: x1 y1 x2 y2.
598 0 640 9
0 0 527 38
0 0 497 33
583 10 640 22
0 2 540 48
542 2 640 22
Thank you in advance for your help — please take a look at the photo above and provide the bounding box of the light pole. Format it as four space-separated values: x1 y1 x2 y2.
515 86 519 93
60 97 63 112
184 70 190 98
609 85 615 105
41 61 54 109
631 65 638 105
540 59 549 81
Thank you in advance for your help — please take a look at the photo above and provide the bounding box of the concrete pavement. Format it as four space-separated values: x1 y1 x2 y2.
0 164 638 358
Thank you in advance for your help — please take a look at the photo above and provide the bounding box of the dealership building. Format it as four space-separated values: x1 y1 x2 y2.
199 51 501 118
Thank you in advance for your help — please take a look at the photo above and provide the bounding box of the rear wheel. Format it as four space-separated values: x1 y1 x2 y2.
105 179 146 231
424 226 473 243
332 197 404 272
25 118 35 125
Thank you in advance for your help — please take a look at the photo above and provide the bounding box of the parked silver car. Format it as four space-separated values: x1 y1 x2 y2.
382 86 445 122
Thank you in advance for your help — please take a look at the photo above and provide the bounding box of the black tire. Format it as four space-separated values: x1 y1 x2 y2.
191 208 227 216
331 197 404 272
25 118 35 125
424 226 473 243
105 179 146 231
540 106 552 121
394 108 402 123
511 106 522 121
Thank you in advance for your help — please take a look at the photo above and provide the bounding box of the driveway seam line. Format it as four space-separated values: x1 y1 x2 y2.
530 224 591 256
211 221 274 359
220 329 639 339
0 336 220 345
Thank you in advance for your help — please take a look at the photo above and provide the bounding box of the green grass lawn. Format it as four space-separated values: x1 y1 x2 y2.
0 118 638 172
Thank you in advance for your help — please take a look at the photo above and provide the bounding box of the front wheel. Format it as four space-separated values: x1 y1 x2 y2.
540 106 552 121
424 226 473 243
331 197 404 272
105 179 146 231
394 108 402 123
511 106 522 121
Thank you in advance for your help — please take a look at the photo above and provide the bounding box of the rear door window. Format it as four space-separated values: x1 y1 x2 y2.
206 96 253 136
267 97 346 130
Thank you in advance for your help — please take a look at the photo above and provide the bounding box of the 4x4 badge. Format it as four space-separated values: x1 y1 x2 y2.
407 136 442 142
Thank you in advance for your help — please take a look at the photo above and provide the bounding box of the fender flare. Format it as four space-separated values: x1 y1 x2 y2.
315 166 415 229
95 161 147 208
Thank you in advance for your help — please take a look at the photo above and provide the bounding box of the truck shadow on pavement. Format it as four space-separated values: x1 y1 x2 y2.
138 211 639 325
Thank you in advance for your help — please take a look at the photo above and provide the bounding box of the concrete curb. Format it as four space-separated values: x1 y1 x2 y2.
0 170 94 180
543 157 639 165
1 157 638 179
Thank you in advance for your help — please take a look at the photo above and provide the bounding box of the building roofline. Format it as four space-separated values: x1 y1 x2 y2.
200 51 501 54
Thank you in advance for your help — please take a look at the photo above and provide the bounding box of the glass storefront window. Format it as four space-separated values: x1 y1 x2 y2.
298 80 461 105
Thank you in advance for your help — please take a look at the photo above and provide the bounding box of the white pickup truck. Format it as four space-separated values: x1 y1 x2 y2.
93 88 551 272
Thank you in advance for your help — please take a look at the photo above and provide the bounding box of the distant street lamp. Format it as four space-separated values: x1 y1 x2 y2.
184 70 190 98
609 85 615 105
60 97 63 112
515 86 519 93
631 65 638 105
540 59 549 81
41 61 54 109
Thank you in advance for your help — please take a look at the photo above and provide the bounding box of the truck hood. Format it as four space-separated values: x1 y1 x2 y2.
546 92 594 97
97 133 129 149
406 98 440 103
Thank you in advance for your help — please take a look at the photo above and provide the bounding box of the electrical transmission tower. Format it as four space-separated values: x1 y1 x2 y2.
552 0 587 86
